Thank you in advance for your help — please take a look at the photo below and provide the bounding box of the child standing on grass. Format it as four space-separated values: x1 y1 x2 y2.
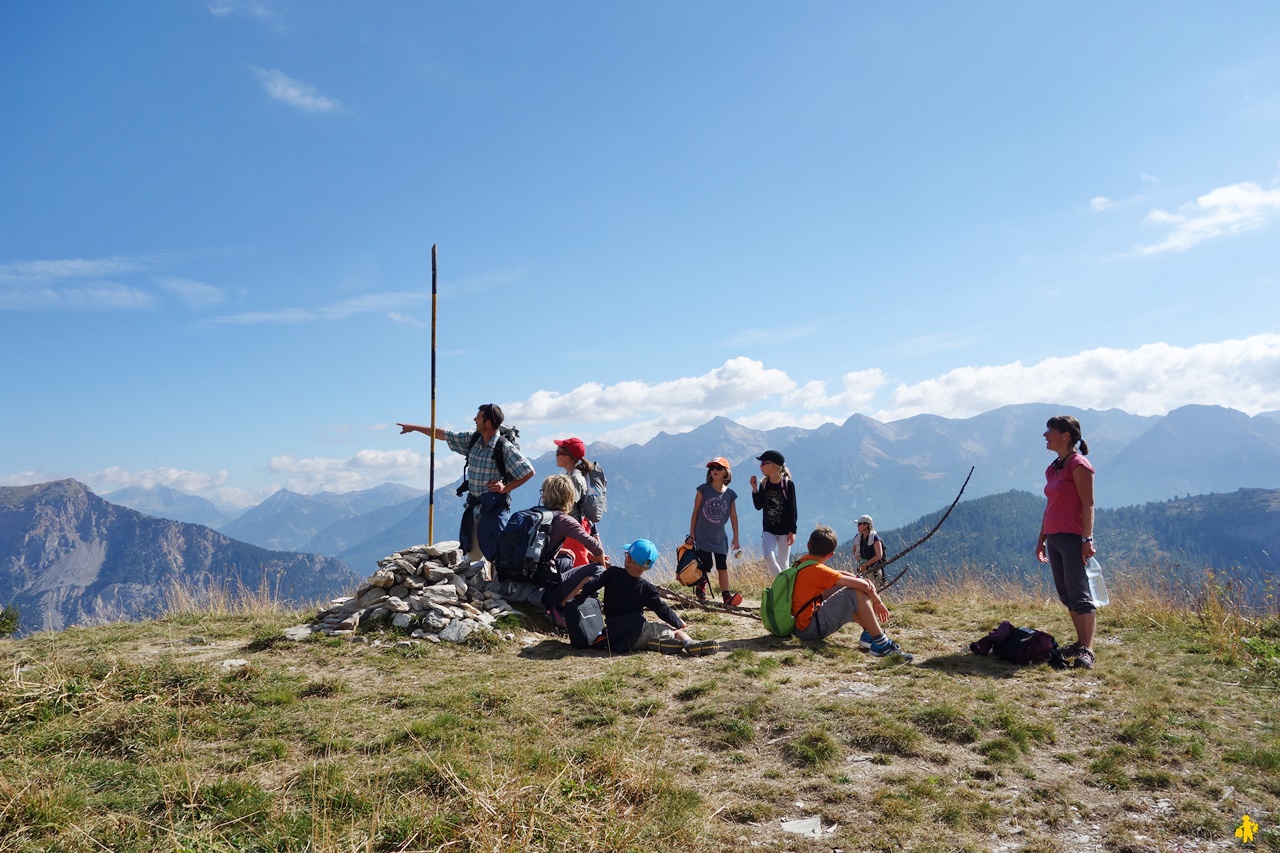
749 449 797 577
687 457 742 606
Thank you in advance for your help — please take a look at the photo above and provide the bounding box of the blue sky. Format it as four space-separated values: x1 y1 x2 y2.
3 2 1280 509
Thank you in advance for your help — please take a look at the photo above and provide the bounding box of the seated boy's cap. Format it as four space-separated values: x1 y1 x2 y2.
706 457 731 470
554 437 586 461
756 450 785 466
623 539 660 568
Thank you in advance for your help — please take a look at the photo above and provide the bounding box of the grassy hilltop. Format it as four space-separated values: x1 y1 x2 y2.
1 563 1278 853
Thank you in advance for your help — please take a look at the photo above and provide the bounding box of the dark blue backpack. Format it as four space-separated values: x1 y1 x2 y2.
493 507 557 585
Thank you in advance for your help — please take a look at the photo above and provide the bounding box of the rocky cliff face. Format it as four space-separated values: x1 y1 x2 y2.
0 480 359 634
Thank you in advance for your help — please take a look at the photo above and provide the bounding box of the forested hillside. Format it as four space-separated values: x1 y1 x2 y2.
872 487 1280 600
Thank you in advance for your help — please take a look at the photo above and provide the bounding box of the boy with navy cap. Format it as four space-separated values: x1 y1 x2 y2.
568 539 719 656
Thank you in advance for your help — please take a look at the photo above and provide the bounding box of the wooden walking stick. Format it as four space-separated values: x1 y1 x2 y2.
428 244 439 543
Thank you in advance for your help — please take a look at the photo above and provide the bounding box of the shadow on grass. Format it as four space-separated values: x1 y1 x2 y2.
919 652 1031 679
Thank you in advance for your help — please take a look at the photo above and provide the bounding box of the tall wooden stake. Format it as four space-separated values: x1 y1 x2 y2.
428 244 438 543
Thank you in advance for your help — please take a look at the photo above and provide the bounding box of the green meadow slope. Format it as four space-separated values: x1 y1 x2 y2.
1 570 1277 853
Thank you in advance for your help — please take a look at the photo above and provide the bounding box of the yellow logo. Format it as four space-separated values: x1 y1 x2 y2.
1235 814 1259 845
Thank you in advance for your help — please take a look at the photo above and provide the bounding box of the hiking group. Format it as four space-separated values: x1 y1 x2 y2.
401 405 1102 669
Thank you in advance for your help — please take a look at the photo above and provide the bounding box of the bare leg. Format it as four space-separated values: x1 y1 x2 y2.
851 592 883 637
1070 610 1096 649
717 568 731 594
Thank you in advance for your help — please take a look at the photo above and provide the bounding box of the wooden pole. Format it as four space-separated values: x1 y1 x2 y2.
428 244 438 543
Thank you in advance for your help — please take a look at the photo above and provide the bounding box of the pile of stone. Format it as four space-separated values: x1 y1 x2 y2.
307 540 520 643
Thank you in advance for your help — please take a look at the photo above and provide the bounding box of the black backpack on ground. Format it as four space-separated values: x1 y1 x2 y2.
970 620 1067 669
492 507 557 585
562 596 607 649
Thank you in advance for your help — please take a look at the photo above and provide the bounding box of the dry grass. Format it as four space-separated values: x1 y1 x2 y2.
0 566 1277 852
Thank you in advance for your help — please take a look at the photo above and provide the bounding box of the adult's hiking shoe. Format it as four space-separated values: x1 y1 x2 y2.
682 639 720 656
722 591 743 607
870 639 913 663
859 630 873 650
1073 648 1095 670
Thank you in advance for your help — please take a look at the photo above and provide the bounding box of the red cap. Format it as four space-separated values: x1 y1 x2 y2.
706 457 731 471
554 437 586 461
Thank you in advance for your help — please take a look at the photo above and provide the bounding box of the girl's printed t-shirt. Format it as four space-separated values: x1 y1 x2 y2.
694 483 738 554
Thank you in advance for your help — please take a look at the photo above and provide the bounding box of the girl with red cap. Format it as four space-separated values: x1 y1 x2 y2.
554 437 597 567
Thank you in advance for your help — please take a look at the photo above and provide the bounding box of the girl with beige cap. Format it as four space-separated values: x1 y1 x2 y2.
686 457 742 606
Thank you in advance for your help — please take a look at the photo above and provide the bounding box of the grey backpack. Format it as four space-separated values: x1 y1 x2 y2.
579 462 608 524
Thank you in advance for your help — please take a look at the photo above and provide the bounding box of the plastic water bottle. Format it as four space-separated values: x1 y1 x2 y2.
1085 557 1110 608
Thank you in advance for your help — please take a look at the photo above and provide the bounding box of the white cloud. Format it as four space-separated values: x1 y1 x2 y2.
506 357 796 427
878 334 1280 421
0 255 159 311
210 291 427 325
1133 181 1280 254
208 0 279 20
251 67 340 114
784 369 887 410
388 312 427 328
157 277 226 309
266 449 462 494
1090 196 1116 212
85 466 230 494
0 282 155 311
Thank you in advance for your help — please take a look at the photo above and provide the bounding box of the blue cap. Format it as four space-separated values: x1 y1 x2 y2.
623 539 660 568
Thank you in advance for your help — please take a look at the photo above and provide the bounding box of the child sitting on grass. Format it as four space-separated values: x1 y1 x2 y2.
791 525 912 661
568 539 719 656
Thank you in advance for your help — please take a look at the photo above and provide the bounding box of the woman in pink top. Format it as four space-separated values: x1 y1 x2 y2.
1035 415 1098 669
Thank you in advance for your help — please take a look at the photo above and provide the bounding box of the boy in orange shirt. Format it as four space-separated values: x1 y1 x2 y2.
791 525 912 661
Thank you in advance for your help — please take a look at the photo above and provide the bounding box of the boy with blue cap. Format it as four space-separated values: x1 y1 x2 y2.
569 539 719 655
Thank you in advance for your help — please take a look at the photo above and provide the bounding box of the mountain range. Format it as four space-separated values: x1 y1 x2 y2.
0 480 359 636
6 402 1280 635
103 403 1280 572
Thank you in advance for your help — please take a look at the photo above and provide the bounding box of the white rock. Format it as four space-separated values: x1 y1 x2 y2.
369 569 397 589
219 659 250 670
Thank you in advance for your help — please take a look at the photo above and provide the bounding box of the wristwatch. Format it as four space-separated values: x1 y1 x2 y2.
1081 536 1094 543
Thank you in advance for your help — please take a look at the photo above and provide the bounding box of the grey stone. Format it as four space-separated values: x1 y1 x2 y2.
439 619 475 643
283 625 314 641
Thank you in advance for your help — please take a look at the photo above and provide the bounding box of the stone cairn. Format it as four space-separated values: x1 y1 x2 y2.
307 540 520 644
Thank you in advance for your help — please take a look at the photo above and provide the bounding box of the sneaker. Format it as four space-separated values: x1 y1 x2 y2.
648 638 686 655
1060 641 1085 657
694 576 710 603
870 639 914 662
682 639 720 656
858 630 873 650
722 591 743 607
1073 648 1095 669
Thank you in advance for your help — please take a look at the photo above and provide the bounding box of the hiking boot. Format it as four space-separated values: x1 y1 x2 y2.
870 638 914 662
682 639 720 656
648 638 686 655
722 590 743 607
858 630 873 650
694 576 710 603
1073 648 1095 669
1060 641 1085 657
